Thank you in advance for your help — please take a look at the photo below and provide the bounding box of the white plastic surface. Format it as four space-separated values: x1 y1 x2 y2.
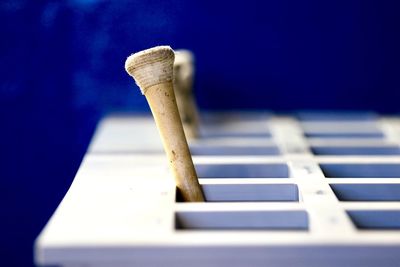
35 112 400 267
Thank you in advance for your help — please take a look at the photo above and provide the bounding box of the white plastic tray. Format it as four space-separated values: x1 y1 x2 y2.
35 112 400 267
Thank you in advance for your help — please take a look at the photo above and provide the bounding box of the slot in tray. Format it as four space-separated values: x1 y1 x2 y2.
201 131 271 138
197 183 299 202
311 146 400 155
200 122 270 138
347 210 400 230
176 210 308 230
320 163 400 178
190 145 280 156
297 112 378 121
195 163 289 178
331 184 400 201
305 132 384 139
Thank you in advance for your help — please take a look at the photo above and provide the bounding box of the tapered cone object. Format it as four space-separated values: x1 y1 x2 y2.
174 49 200 139
125 46 204 202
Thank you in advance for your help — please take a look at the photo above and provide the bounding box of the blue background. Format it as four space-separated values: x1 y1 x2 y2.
1 0 400 265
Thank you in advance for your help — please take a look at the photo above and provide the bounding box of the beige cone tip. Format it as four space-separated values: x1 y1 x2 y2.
174 49 194 67
125 46 175 94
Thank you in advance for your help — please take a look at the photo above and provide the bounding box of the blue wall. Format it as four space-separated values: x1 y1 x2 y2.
1 0 400 266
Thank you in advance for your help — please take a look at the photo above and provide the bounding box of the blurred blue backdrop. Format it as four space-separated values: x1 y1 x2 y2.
1 0 400 265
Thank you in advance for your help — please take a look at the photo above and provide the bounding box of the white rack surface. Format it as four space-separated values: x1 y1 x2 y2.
35 112 400 267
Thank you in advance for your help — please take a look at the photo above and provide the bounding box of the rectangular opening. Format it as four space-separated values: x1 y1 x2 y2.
190 145 280 156
331 184 400 201
195 163 289 178
200 122 270 138
304 132 384 139
320 163 400 178
177 183 299 202
175 210 308 230
201 131 271 138
297 112 378 121
347 210 400 230
201 112 269 124
311 146 400 155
